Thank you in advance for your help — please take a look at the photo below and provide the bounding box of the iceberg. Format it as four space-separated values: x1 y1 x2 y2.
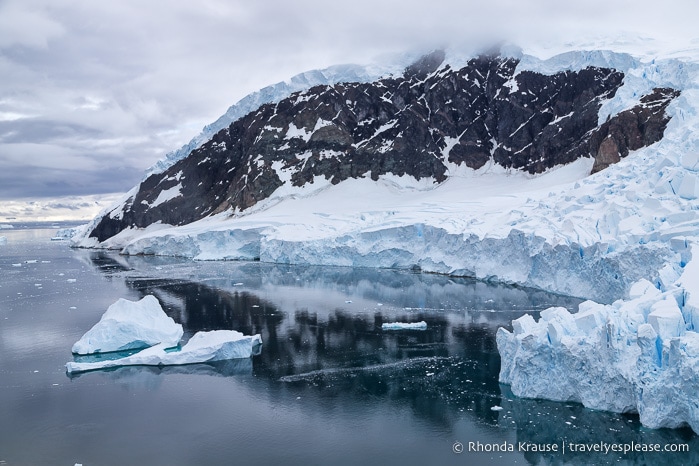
497 242 699 432
71 295 183 355
66 330 262 374
381 321 428 330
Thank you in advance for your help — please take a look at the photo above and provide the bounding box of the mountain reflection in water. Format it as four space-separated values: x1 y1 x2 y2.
77 250 699 465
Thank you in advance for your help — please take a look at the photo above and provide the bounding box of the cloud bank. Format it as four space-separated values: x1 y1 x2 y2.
0 0 696 210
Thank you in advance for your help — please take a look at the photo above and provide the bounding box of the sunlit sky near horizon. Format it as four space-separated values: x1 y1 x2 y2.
1 0 698 221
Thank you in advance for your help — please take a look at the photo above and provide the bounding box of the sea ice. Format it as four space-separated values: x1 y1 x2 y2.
381 321 427 330
66 330 262 373
71 295 183 355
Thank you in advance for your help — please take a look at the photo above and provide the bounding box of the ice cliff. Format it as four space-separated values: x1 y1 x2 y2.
71 46 699 304
498 242 699 432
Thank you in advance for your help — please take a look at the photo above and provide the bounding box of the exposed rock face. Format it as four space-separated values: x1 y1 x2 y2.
89 52 679 243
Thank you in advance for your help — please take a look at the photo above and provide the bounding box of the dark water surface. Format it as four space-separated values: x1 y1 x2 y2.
1 227 697 465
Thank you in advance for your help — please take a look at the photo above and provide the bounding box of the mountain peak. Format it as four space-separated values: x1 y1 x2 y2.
404 49 446 79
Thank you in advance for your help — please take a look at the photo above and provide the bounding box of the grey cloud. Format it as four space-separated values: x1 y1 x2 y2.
0 118 103 144
0 0 696 206
0 163 144 199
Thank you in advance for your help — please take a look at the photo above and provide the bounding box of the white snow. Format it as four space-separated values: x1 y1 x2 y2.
381 321 427 330
284 122 313 142
71 295 183 355
498 242 699 432
151 183 183 208
66 330 262 374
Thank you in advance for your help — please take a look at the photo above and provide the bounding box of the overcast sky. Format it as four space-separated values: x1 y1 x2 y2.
1 0 697 214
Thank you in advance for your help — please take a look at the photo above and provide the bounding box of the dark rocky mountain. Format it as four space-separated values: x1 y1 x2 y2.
89 51 679 243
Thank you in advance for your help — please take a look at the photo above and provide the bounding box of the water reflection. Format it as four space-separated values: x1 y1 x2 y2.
498 386 699 465
79 252 578 427
68 359 253 387
76 251 699 463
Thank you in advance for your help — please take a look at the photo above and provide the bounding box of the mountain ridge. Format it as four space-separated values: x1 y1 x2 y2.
85 50 679 243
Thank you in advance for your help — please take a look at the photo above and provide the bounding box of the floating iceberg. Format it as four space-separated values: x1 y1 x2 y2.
71 295 183 355
497 242 699 433
66 330 262 374
382 321 427 330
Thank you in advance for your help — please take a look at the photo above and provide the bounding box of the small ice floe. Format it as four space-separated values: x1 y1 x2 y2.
0 236 6 245
381 321 427 330
491 406 504 411
66 279 77 283
66 330 262 374
345 300 353 304
11 263 21 267
233 282 243 286
25 260 37 264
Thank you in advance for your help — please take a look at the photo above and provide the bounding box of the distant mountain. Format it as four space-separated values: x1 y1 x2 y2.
83 50 678 243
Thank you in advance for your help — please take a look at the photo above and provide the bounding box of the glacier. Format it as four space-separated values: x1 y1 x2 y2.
71 295 183 355
498 242 699 432
66 330 262 374
70 44 699 431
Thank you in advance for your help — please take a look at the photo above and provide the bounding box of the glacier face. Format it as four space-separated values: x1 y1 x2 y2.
498 242 699 432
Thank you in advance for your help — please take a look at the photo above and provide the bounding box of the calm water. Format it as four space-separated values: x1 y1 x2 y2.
1 227 697 465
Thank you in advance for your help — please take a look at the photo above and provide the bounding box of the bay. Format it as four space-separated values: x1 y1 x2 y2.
0 227 696 465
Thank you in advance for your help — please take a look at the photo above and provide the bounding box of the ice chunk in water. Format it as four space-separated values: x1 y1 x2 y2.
66 330 262 373
381 321 427 330
71 295 183 355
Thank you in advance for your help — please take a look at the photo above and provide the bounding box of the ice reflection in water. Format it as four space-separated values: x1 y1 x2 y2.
74 251 699 465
